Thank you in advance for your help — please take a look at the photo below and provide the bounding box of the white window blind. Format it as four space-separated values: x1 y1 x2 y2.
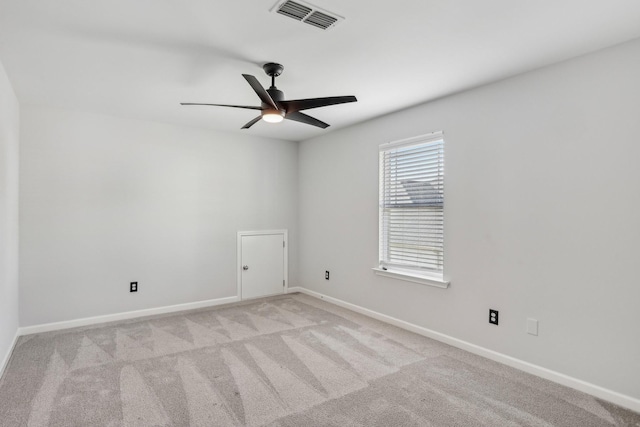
379 132 444 277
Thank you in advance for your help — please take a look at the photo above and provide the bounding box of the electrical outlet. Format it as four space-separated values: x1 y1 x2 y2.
325 271 330 280
489 309 499 325
130 282 138 293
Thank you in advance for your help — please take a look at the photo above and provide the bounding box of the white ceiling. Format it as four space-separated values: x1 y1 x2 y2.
1 0 640 142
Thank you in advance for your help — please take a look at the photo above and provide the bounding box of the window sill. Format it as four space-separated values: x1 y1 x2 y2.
372 267 450 289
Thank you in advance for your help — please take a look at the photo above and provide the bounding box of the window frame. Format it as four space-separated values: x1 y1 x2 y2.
373 131 449 288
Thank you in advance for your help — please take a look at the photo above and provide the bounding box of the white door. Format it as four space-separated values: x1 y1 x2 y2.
238 232 286 300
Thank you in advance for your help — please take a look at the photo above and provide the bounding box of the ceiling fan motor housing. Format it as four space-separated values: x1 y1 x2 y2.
266 87 285 107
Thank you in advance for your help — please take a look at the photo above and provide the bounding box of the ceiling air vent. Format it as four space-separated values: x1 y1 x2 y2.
304 11 337 30
271 0 344 30
277 1 312 21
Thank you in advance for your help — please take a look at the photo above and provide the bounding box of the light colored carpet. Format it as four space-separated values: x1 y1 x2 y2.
0 293 638 426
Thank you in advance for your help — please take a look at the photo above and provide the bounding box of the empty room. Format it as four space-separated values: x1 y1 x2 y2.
1 0 640 425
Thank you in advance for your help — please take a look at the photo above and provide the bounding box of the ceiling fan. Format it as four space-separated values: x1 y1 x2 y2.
181 63 357 129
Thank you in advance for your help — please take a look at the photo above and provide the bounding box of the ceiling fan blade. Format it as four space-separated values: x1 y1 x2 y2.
281 96 357 113
181 103 262 110
242 74 278 110
285 111 330 129
241 115 262 129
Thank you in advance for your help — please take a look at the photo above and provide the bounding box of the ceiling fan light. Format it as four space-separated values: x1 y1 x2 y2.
262 110 285 123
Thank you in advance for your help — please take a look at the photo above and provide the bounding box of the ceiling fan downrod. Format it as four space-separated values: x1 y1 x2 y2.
263 62 284 89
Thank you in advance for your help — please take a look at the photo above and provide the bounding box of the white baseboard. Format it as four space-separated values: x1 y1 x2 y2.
0 331 20 381
18 295 240 336
287 286 640 414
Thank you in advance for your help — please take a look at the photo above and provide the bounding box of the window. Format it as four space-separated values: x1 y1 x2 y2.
375 132 448 287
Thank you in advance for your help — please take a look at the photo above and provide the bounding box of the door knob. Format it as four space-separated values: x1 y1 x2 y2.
243 265 249 271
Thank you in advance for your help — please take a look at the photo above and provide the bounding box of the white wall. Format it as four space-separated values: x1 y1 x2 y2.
298 38 640 400
0 59 20 371
20 106 298 326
